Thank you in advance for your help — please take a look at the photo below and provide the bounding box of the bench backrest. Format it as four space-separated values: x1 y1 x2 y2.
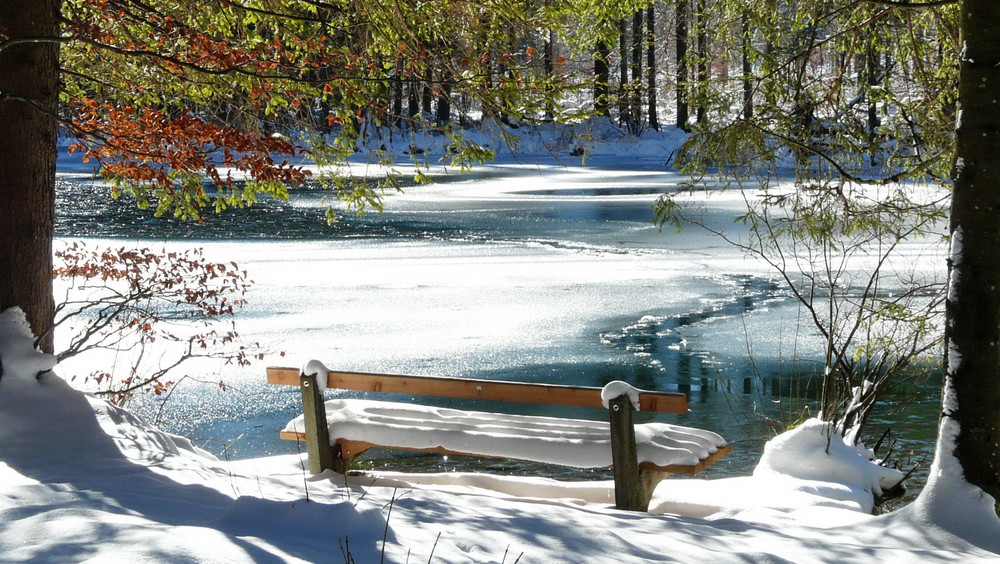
266 367 688 414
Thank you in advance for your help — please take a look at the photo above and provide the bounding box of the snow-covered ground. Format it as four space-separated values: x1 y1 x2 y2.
5 123 992 562
3 307 999 562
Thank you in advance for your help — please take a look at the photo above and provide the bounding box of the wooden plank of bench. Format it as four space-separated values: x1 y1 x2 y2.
266 367 688 414
641 443 732 475
280 433 513 462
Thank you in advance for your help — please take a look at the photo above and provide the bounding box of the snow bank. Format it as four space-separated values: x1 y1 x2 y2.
754 419 903 503
3 306 999 562
0 308 56 381
0 308 123 472
283 398 726 468
364 471 615 505
651 418 904 520
363 117 688 166
896 415 1000 553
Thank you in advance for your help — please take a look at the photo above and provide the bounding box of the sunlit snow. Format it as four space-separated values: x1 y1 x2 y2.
282 397 725 469
3 307 999 562
6 135 992 562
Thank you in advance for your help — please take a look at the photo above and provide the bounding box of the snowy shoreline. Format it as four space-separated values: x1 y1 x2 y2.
7 130 994 562
4 305 999 561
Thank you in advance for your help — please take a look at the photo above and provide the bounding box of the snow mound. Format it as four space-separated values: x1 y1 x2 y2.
754 418 904 501
0 308 56 382
652 418 905 520
895 416 1000 553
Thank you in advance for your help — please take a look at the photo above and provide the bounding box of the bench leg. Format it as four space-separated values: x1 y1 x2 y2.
331 440 366 474
608 393 650 511
332 443 350 474
639 469 670 507
300 373 335 474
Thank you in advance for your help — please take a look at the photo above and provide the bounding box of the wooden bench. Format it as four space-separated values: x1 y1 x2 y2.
267 365 730 511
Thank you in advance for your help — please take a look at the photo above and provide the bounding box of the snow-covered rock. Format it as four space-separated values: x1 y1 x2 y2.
651 418 906 520
754 418 904 503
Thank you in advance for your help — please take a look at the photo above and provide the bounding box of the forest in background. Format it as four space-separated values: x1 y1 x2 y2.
53 0 958 217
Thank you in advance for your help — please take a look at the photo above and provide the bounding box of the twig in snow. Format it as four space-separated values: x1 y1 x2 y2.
294 438 310 503
339 537 356 564
381 488 398 564
426 531 441 564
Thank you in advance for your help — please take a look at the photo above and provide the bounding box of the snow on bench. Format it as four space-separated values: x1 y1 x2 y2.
267 363 731 511
282 398 727 471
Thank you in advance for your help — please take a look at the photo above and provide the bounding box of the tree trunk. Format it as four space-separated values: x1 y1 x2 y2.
436 71 451 126
646 5 659 131
0 0 60 353
631 9 643 130
866 41 880 163
544 29 555 121
391 70 403 127
741 12 753 121
675 0 689 131
594 41 611 116
946 0 1000 502
421 79 433 117
408 77 420 118
619 19 630 127
695 0 708 126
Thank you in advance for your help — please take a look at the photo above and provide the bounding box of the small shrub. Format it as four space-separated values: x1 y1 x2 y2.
50 241 263 405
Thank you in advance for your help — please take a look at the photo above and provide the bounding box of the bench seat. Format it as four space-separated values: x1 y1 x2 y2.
281 398 730 474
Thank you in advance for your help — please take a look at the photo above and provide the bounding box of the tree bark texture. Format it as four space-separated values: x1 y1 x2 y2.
947 0 1000 501
630 9 643 129
594 41 611 116
695 0 708 126
618 19 629 126
646 5 659 131
675 0 689 131
741 13 753 120
0 0 61 352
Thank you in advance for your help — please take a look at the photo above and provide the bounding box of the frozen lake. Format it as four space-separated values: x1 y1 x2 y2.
54 160 945 487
